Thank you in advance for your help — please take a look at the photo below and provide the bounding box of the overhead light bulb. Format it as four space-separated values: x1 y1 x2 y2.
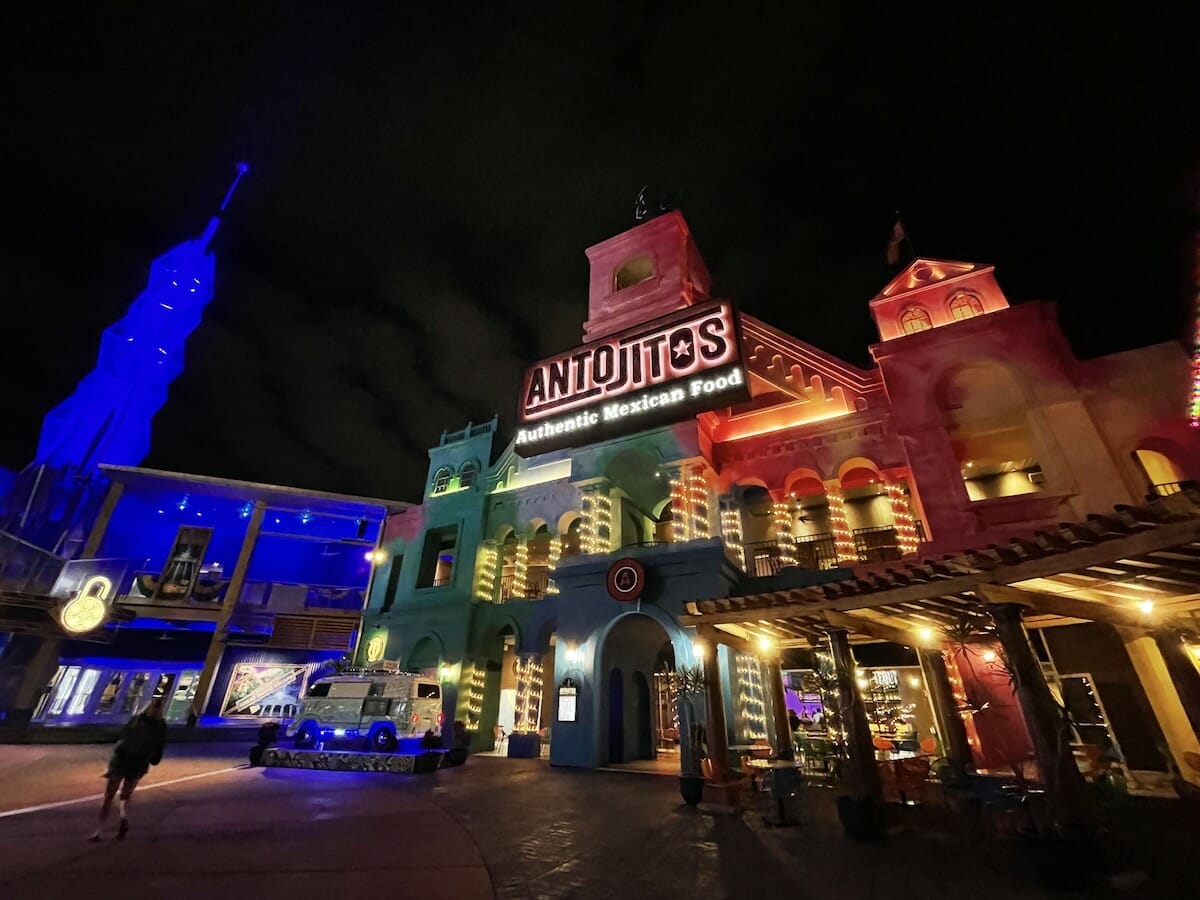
918 627 935 644
757 636 774 653
692 641 706 660
1138 600 1154 615
982 649 997 663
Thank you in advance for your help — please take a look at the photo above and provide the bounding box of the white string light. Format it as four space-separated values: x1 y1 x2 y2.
885 479 920 555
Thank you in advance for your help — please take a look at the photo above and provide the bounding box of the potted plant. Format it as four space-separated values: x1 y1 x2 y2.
413 728 444 774
671 665 707 805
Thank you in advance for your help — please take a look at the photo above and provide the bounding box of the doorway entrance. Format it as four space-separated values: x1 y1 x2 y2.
600 613 675 766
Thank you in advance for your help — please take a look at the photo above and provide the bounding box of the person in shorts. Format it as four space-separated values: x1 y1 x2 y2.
88 696 167 841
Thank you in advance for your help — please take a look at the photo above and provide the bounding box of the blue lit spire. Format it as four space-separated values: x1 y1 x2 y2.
35 163 249 471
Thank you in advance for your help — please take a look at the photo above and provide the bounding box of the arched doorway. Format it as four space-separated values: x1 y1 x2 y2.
600 613 675 765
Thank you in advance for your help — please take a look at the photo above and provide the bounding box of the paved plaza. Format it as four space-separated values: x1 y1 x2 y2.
0 742 1193 899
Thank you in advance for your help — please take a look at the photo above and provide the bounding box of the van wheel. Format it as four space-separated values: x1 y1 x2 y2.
371 728 397 753
294 722 318 749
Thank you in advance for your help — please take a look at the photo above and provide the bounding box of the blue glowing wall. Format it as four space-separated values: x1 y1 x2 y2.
36 166 248 471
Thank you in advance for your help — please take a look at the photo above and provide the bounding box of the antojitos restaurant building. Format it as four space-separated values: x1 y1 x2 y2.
360 208 1200 792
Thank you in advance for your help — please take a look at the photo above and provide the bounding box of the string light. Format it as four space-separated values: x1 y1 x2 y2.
826 487 857 564
720 505 745 570
546 535 562 594
736 653 768 740
771 501 797 567
465 665 486 731
688 470 710 538
885 479 920 555
513 655 545 733
669 474 689 543
474 542 500 602
581 490 613 554
513 538 530 599
1190 282 1200 427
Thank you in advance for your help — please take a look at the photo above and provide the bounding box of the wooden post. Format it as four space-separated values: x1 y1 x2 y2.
763 655 794 760
984 601 1095 830
191 500 266 720
697 628 732 782
918 648 974 771
80 481 124 558
826 627 882 800
1153 628 1200 738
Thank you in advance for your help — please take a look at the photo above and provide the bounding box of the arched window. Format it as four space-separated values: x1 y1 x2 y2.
458 459 480 489
431 466 452 495
899 305 933 335
948 290 984 321
614 255 655 291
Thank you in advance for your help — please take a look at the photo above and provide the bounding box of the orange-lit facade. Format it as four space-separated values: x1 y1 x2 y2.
361 210 1200 777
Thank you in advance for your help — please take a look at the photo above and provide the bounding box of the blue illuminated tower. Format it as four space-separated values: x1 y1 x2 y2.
1 164 248 553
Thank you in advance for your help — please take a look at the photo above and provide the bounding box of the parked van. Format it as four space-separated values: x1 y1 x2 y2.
285 668 443 752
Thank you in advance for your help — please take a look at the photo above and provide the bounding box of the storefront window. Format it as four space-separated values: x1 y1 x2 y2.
66 668 101 715
167 671 199 721
46 666 80 717
120 672 150 714
96 672 126 714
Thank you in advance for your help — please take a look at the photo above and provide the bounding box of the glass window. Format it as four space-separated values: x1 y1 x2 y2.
614 255 655 291
416 683 441 699
458 459 480 489
899 306 933 334
66 668 102 715
96 672 126 714
120 672 150 714
47 667 81 717
305 682 331 698
948 290 984 321
431 467 452 495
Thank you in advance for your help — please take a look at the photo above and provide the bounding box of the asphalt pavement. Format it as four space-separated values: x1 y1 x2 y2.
0 743 1192 900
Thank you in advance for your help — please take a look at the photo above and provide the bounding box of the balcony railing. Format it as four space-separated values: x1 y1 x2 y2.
0 531 66 594
853 526 902 564
499 569 550 601
743 534 839 576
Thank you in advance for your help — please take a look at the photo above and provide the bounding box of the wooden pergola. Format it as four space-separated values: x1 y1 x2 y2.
679 489 1200 815
681 491 1200 650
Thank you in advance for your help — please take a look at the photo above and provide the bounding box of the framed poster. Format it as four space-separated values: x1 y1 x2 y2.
557 678 578 723
220 662 316 718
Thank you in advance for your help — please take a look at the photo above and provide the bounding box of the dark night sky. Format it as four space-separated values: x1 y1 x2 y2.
4 4 1198 501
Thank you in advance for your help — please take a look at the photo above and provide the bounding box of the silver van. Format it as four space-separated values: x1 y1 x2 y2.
285 669 442 752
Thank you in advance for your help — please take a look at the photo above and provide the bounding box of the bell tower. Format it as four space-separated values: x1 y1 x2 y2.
582 209 712 342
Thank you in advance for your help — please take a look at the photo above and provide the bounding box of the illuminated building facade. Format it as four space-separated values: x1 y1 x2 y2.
362 210 1200 783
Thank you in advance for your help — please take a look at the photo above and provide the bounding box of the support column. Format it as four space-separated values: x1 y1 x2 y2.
191 500 266 721
718 495 746 571
80 480 124 558
1120 628 1200 787
985 601 1095 829
826 628 882 799
8 637 64 720
762 655 794 760
697 628 732 782
770 499 797 567
824 482 859 566
1153 628 1200 737
918 648 973 770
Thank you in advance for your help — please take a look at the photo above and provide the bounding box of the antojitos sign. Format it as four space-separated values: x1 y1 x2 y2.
515 300 747 454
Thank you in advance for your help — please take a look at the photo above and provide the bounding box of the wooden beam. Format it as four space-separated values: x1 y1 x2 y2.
974 583 1155 631
822 610 929 647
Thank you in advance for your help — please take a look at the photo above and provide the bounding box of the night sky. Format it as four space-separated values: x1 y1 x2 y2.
5 4 1198 502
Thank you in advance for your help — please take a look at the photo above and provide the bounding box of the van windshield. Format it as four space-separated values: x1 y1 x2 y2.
416 683 440 699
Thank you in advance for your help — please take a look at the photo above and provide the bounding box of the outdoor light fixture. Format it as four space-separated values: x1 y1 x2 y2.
982 649 997 663
917 626 935 644
908 675 922 688
365 549 388 564
757 635 774 653
564 643 580 664
692 641 706 659
1138 600 1154 615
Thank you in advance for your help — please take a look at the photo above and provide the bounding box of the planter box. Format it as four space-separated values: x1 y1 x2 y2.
507 732 542 758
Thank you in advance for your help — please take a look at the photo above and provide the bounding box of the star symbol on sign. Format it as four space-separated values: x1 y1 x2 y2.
672 337 692 359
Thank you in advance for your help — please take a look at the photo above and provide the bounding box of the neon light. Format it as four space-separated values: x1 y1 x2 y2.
60 575 113 633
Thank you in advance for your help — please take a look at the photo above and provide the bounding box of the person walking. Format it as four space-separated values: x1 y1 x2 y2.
88 696 167 841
